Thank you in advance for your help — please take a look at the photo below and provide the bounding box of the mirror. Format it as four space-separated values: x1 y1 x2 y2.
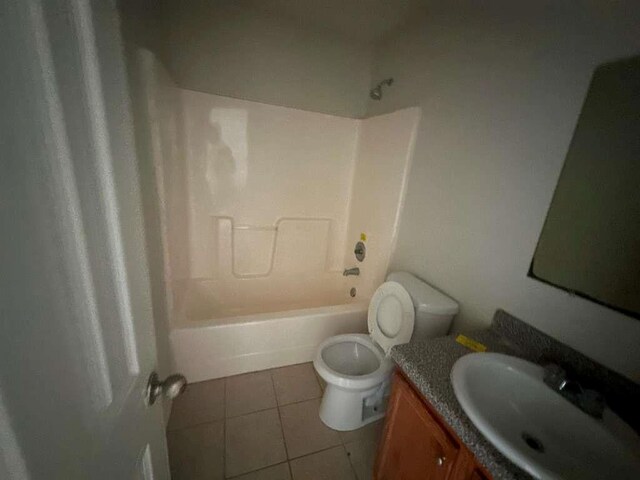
530 55 640 319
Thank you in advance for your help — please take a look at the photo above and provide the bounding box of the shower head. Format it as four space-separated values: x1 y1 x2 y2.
369 78 394 100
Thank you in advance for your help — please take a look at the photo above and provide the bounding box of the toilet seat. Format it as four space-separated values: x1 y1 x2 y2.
367 281 415 355
314 281 415 390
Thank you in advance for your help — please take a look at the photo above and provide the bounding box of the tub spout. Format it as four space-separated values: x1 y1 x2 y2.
343 267 360 276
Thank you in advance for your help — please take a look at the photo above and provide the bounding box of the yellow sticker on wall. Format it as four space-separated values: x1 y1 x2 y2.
455 335 487 352
360 233 367 242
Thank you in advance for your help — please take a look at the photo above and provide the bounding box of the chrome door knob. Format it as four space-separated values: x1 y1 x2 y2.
436 456 446 467
146 371 187 405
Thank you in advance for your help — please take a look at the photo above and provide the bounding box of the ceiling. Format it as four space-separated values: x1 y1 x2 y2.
241 0 428 44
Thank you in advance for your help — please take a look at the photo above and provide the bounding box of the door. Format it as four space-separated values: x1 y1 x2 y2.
376 373 460 480
1 0 171 479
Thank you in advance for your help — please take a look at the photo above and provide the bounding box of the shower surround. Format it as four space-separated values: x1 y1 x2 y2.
141 54 420 380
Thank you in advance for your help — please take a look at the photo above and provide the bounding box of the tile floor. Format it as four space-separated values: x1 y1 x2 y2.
167 362 383 480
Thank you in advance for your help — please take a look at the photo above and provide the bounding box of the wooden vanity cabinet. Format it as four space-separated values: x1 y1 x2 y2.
375 370 492 480
470 470 491 480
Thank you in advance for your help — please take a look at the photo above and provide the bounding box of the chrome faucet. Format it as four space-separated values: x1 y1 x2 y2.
343 267 360 276
543 364 605 418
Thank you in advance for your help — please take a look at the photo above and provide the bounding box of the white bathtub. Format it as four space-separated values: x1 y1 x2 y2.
170 283 368 381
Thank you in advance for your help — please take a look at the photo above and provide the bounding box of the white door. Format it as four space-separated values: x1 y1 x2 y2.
0 1 176 479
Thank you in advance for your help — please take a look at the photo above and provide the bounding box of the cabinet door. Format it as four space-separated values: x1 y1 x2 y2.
470 469 491 480
376 374 460 480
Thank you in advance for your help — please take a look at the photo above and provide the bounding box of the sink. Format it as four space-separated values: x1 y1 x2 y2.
451 353 640 480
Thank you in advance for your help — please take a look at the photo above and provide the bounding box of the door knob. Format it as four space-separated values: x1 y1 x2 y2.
146 371 187 405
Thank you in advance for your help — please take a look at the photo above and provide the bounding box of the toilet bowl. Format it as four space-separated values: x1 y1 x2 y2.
314 334 394 430
314 271 459 431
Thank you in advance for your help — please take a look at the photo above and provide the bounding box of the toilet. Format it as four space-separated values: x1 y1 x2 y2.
313 271 459 431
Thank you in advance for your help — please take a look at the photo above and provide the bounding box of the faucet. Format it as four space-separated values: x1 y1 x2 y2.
343 267 360 276
543 364 605 419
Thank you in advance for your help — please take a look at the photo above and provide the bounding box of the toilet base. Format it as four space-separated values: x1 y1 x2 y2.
318 381 390 431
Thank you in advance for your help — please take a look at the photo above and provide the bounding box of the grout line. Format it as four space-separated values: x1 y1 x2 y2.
275 393 323 409
289 445 342 462
225 404 279 420
222 377 227 479
173 365 334 479
220 392 324 426
167 417 226 433
289 444 345 462
342 442 360 480
225 462 291 480
286 441 345 462
272 370 291 461
222 394 323 420
222 376 227 418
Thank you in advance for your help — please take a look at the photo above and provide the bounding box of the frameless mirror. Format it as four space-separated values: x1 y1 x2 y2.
530 55 640 319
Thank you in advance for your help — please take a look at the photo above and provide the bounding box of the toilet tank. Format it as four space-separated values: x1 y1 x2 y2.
386 271 459 341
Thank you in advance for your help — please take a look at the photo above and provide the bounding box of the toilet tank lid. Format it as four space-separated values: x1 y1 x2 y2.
386 272 459 316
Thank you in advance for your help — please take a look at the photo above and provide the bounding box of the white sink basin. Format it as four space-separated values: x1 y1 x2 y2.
451 353 640 480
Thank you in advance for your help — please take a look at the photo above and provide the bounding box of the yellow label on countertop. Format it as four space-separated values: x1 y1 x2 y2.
456 335 487 352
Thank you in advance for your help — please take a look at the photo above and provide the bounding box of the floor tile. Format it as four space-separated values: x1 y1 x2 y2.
272 363 322 406
168 378 225 430
230 462 291 480
290 446 356 480
344 440 378 480
167 421 224 480
226 370 277 417
280 398 341 459
315 371 327 392
226 408 287 477
339 419 384 445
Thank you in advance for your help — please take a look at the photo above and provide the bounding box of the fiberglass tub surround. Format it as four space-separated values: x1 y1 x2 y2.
141 53 421 380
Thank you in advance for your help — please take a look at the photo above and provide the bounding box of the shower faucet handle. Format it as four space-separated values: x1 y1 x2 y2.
354 241 366 262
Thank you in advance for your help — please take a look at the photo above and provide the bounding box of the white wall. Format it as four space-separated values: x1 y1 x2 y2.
159 0 373 118
368 1 640 381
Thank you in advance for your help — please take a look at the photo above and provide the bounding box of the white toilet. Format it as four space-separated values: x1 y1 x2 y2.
313 271 459 431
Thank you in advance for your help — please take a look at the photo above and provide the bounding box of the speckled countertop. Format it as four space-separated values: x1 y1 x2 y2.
391 329 534 480
390 309 640 480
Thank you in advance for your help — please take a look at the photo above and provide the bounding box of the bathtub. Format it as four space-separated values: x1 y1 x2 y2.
170 281 369 381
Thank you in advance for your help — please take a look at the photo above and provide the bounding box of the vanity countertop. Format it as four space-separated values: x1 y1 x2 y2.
391 309 640 480
391 328 534 480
